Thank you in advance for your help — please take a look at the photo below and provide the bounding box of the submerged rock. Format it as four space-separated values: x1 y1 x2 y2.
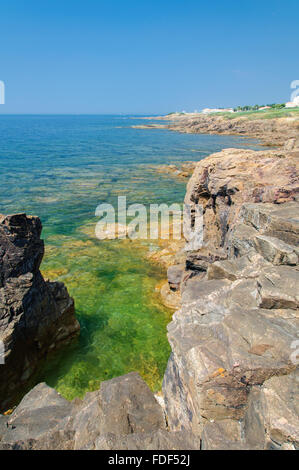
167 264 185 291
0 213 80 411
159 281 181 310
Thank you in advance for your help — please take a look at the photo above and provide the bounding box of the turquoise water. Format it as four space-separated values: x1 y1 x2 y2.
0 115 265 399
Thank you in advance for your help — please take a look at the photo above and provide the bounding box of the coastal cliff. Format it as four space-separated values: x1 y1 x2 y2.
162 146 299 449
0 144 298 449
0 213 80 411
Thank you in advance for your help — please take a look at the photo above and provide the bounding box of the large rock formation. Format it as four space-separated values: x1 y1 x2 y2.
0 213 80 411
0 146 298 450
0 373 200 450
162 148 299 449
184 148 298 254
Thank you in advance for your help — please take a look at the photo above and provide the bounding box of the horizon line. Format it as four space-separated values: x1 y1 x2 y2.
0 112 162 116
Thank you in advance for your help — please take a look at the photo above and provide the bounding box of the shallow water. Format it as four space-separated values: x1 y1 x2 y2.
0 115 265 399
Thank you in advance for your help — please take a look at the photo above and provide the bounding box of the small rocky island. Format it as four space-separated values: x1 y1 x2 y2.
0 126 298 450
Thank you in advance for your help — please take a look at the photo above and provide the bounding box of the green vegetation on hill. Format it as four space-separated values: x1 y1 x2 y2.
234 103 285 112
213 107 299 120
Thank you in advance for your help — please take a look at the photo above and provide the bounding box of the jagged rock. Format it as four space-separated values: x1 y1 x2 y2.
185 248 227 272
227 203 299 270
0 213 43 286
254 235 298 265
0 428 201 451
234 202 299 245
94 429 201 450
181 278 231 304
0 213 79 411
257 265 299 309
163 272 298 434
225 278 261 309
0 373 177 450
229 223 259 257
207 254 299 311
0 432 76 450
152 146 298 449
201 419 250 450
243 372 299 449
184 149 298 253
163 153 299 448
72 372 166 449
207 253 271 281
0 383 73 445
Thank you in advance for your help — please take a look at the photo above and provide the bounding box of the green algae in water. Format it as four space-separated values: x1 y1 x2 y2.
40 233 172 399
0 115 267 401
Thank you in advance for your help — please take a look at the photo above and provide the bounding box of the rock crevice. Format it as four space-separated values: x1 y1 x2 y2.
0 213 80 411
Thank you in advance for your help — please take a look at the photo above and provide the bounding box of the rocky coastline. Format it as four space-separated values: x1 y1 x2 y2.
133 112 299 147
0 131 298 449
162 145 299 449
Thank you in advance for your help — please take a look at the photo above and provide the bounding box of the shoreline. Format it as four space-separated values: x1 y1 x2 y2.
1 141 298 449
132 111 299 147
1 116 298 449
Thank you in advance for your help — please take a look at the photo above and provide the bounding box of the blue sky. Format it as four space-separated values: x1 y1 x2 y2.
0 0 298 114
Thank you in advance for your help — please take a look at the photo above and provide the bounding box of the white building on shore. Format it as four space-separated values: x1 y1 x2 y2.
201 108 234 114
285 96 299 108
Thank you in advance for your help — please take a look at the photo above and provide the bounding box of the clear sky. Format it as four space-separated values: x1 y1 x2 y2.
0 0 298 114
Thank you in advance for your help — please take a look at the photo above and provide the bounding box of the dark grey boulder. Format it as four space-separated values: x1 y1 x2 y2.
0 213 80 411
0 373 171 450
